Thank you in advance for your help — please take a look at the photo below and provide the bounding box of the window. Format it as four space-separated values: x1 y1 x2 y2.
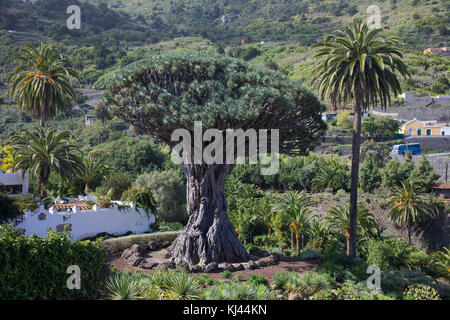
426 129 432 136
417 128 422 136
409 128 413 135
442 131 446 136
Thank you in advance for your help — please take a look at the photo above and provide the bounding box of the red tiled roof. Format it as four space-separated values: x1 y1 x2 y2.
52 202 91 211
432 184 450 190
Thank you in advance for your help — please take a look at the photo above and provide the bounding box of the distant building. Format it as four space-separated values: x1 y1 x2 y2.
432 184 450 199
0 171 29 196
241 39 253 45
424 47 450 56
399 92 450 107
402 118 450 136
85 114 97 126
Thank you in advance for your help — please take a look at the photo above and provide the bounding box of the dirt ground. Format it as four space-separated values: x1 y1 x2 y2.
107 251 322 281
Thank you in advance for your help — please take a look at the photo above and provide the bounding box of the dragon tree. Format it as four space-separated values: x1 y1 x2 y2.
103 51 326 267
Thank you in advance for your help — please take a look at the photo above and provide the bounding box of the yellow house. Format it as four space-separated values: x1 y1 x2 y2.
402 118 442 136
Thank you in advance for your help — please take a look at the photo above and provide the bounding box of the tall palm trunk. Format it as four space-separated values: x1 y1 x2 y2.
295 233 302 254
407 219 412 245
348 85 363 258
290 229 295 250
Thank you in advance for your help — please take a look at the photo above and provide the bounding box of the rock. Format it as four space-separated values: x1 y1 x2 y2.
141 261 158 270
243 260 257 270
232 263 244 271
249 248 270 257
189 265 204 273
147 241 160 251
218 263 235 272
121 248 133 260
160 240 172 249
255 259 267 268
260 255 277 266
204 262 219 273
128 253 144 266
129 243 148 254
270 253 281 262
157 261 175 270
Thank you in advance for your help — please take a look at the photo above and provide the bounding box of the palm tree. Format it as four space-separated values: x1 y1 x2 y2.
289 204 313 253
8 43 79 127
78 156 110 195
324 203 379 255
11 129 83 198
271 191 313 251
388 180 431 244
312 19 409 257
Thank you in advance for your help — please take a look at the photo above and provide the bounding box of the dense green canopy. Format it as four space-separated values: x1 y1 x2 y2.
103 50 326 156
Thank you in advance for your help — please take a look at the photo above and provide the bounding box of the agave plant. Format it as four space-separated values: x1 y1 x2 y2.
102 270 144 300
203 281 273 300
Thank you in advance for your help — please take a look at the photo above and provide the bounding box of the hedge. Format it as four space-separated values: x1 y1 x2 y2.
0 225 107 300
103 231 181 253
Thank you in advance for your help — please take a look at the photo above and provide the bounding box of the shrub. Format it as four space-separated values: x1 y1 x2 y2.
202 281 273 300
253 234 278 248
247 274 269 287
311 281 393 300
0 225 107 299
0 193 22 223
279 271 334 298
196 274 214 286
96 171 132 200
221 270 232 280
134 169 186 222
404 284 440 300
273 271 291 290
381 269 434 295
102 270 143 300
154 221 185 232
364 238 417 271
299 249 324 261
359 157 381 193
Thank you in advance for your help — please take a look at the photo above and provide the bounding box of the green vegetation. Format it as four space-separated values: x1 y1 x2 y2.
0 224 107 299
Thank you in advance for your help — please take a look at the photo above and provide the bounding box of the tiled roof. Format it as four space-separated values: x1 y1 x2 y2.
432 184 450 190
51 202 91 211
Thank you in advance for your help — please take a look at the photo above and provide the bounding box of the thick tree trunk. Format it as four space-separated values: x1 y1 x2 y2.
40 117 45 128
295 233 301 254
349 89 363 258
167 164 249 266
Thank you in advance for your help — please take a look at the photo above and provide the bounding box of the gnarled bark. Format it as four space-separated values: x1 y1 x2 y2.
167 163 249 266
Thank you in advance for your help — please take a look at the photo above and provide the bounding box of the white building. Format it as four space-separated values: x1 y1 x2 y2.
14 201 156 241
0 171 29 196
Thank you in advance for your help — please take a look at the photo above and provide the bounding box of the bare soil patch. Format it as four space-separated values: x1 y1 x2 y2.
107 251 322 282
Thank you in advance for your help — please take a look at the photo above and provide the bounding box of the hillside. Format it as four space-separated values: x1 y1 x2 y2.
0 0 449 95
82 0 449 48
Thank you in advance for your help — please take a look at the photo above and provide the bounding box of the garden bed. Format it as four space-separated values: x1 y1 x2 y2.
107 250 322 282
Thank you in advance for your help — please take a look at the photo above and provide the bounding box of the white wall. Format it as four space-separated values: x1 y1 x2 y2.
14 202 155 241
441 127 450 136
0 171 29 195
